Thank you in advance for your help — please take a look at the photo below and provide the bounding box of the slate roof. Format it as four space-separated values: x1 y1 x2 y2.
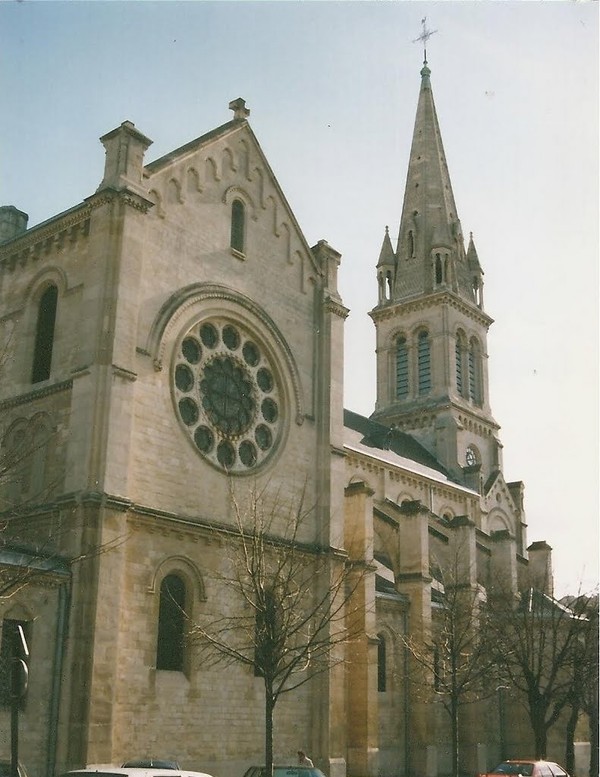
344 408 457 483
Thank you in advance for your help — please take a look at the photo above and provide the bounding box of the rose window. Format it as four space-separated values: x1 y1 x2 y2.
172 319 282 472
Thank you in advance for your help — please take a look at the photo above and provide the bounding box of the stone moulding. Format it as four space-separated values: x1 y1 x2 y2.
0 210 91 273
0 378 73 410
370 289 494 329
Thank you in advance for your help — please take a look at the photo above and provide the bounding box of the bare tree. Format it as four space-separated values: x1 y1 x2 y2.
401 556 498 777
563 594 598 777
488 585 593 760
190 484 370 777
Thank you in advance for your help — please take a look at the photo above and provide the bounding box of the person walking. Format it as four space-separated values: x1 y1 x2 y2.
297 751 313 767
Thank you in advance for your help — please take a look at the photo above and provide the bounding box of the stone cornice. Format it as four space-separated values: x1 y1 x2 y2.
0 208 91 272
0 378 73 410
370 289 494 329
85 187 155 214
324 296 350 320
375 399 500 436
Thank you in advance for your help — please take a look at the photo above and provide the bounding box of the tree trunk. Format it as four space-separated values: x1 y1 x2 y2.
565 703 579 776
589 704 599 777
265 684 275 777
451 695 460 777
533 721 548 761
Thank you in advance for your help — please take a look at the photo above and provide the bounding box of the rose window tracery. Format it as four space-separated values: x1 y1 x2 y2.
172 318 282 473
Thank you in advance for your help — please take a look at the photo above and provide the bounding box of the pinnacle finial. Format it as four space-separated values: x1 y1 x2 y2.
413 17 437 67
229 98 250 121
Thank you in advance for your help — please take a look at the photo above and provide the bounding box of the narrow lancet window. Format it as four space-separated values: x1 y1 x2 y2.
455 332 466 397
231 199 245 253
468 338 483 406
377 634 387 692
156 574 186 671
395 337 409 399
32 284 58 384
417 331 431 395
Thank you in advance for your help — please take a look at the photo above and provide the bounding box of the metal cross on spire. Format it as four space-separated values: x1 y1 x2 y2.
413 17 437 64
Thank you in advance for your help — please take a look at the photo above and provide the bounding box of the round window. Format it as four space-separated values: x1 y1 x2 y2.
172 318 283 473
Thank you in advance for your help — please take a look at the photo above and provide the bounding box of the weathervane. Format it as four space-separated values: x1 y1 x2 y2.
413 17 437 64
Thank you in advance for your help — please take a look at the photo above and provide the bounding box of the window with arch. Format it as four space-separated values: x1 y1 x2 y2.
417 330 431 395
377 633 387 692
156 573 187 671
230 198 245 254
0 618 31 708
395 336 409 399
31 284 58 384
468 338 482 406
435 253 444 285
455 331 467 397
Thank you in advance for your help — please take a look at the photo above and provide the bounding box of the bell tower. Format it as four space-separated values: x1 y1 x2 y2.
370 60 502 486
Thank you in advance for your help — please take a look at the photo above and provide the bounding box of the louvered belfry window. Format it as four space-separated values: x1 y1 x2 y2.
417 331 431 394
396 336 409 398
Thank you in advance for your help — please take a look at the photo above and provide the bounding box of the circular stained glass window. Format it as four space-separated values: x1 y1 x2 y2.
172 318 284 473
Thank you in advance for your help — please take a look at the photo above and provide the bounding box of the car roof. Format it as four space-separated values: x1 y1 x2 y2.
63 770 213 777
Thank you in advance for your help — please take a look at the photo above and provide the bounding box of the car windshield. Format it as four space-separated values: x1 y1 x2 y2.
493 764 534 776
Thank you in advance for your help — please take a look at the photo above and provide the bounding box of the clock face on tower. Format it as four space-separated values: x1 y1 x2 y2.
465 446 478 467
172 318 283 473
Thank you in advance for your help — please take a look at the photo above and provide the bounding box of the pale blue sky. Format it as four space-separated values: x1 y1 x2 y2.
1 0 598 596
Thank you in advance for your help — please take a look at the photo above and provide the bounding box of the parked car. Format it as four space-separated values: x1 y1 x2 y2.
243 766 326 777
60 768 213 777
0 762 28 777
478 761 570 777
122 763 180 771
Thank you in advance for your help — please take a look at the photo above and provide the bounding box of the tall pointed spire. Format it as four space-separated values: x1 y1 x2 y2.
370 54 499 482
391 61 477 304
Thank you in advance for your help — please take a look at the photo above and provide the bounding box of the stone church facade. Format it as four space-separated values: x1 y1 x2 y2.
0 66 562 777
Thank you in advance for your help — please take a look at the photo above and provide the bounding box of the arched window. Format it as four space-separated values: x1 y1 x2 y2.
417 331 431 395
408 230 415 258
435 254 443 285
0 618 31 708
468 338 482 406
395 336 409 399
156 574 186 671
386 270 392 299
377 633 387 692
230 199 245 253
31 284 58 384
455 331 466 397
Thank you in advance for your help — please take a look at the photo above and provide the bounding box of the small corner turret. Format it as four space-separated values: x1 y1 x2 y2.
97 120 153 195
376 226 396 304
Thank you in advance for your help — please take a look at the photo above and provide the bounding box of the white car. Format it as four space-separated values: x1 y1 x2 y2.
60 768 214 777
